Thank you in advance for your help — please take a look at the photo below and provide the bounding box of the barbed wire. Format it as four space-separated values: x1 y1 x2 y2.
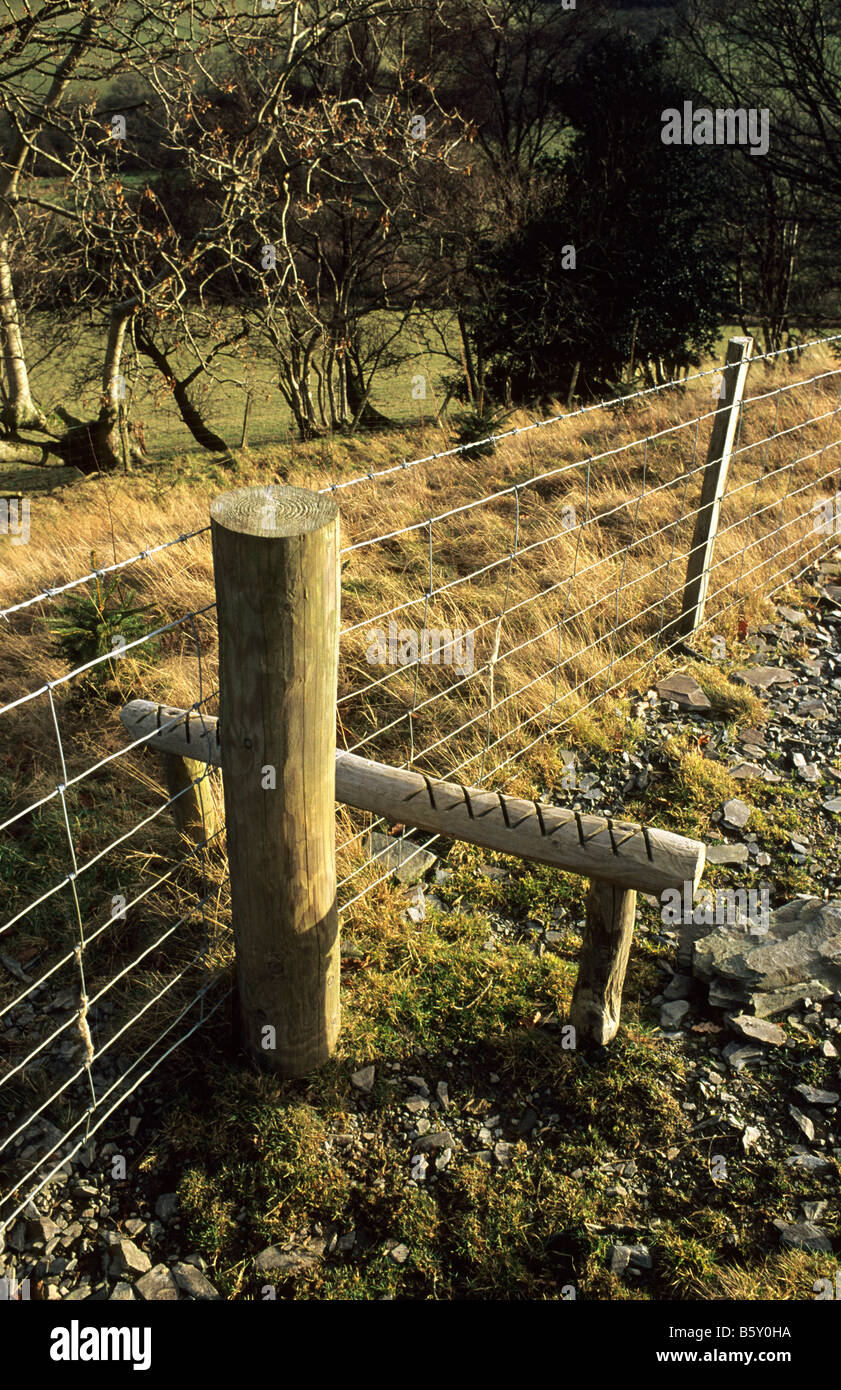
0 527 211 623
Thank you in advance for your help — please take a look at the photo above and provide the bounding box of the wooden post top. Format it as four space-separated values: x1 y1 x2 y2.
210 484 338 538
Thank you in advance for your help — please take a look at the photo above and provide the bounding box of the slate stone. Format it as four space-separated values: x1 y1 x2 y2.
741 1126 763 1155
720 798 751 830
722 1043 765 1070
516 1106 539 1135
154 1192 179 1222
631 1244 653 1269
733 667 796 690
788 1106 816 1142
706 843 750 866
802 1201 827 1223
6 1224 26 1253
171 1261 222 1299
660 999 690 1028
351 1065 375 1093
692 898 841 1017
612 1243 654 1270
656 673 711 711
725 1014 787 1046
662 973 694 1001
798 699 827 717
27 1217 60 1245
109 1238 152 1277
729 761 764 780
254 1243 322 1275
404 885 426 922
792 753 822 783
135 1264 180 1300
794 1084 839 1106
367 832 437 884
108 1282 136 1301
413 1128 456 1154
773 1220 832 1253
785 1153 832 1172
738 727 767 748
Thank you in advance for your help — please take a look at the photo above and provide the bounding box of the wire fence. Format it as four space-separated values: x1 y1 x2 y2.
2 333 840 1232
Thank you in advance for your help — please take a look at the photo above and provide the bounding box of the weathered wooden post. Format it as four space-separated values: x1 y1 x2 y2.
210 483 340 1077
161 751 219 845
570 881 637 1045
671 335 754 641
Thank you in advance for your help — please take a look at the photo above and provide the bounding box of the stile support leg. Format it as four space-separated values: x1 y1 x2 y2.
161 752 219 846
570 877 637 1045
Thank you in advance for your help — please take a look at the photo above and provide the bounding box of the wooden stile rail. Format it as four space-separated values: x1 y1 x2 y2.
119 484 706 1070
120 700 704 899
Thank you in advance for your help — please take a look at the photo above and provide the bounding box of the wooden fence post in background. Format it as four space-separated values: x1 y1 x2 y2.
239 390 252 450
210 483 340 1077
570 880 637 1046
671 335 754 642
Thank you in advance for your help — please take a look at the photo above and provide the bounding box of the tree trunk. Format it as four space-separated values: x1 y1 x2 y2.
135 325 230 454
165 379 229 453
0 438 49 466
50 409 122 474
457 310 478 402
0 239 45 432
345 364 393 429
0 17 97 435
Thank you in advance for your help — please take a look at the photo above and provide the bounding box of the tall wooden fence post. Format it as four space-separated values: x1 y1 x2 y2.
210 483 340 1077
670 335 754 642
